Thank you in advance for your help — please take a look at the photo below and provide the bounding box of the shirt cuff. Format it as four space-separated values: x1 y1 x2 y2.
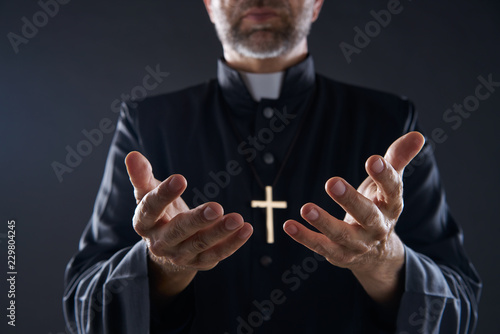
395 245 455 333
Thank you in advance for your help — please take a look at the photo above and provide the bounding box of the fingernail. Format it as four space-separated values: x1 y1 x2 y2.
225 217 242 231
285 223 298 235
331 180 346 196
238 226 252 239
304 208 319 221
168 175 184 191
203 206 219 220
371 158 384 174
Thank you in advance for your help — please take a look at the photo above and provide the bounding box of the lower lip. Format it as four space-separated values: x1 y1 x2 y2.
243 13 278 22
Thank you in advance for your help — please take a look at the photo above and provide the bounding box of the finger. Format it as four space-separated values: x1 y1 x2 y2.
125 151 161 202
325 178 387 239
177 213 246 256
299 203 370 251
383 131 425 174
133 174 188 235
159 202 224 246
190 223 253 270
283 220 340 258
365 156 404 217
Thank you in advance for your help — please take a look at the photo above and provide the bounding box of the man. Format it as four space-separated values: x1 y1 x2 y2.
63 0 481 333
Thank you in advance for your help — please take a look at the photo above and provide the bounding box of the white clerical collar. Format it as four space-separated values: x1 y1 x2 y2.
239 70 285 102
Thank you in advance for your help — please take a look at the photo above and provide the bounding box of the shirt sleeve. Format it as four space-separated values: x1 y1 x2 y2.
393 118 482 333
62 102 194 334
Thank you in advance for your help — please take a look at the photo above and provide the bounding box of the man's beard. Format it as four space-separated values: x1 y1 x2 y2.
212 0 314 59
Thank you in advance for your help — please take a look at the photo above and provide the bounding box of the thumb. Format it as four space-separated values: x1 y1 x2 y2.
384 131 425 174
125 151 160 202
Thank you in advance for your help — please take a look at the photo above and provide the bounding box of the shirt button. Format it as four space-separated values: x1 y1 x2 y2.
263 107 274 119
263 153 275 165
260 255 273 267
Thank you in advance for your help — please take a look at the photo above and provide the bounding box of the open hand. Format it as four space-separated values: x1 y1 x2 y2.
125 152 253 296
283 132 425 304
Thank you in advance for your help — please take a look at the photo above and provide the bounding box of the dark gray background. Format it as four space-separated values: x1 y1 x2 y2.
1 0 499 333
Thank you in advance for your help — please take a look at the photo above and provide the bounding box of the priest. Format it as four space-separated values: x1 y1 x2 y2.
63 0 481 333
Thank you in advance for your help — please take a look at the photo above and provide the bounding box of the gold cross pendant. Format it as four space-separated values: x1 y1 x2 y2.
251 186 287 244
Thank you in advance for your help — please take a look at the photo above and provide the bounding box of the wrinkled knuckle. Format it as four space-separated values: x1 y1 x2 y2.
314 243 328 257
139 198 156 221
356 242 371 254
191 253 205 266
168 221 186 241
336 251 354 265
191 235 209 253
149 239 168 257
140 193 153 210
331 227 350 244
388 180 403 199
364 210 379 228
374 225 389 241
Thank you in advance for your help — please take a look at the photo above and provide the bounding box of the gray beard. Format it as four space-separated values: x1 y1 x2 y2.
213 2 314 59
230 24 295 59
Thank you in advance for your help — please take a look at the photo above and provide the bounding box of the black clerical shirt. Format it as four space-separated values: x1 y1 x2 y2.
63 56 481 334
